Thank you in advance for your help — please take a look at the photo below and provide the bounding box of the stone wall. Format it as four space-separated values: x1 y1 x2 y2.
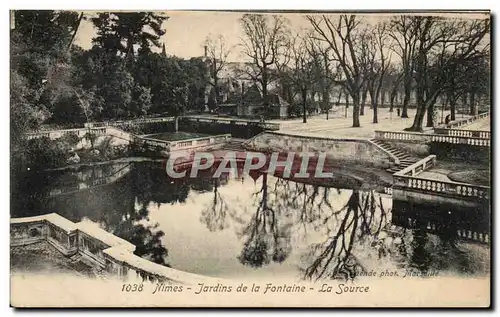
384 140 431 157
429 142 490 164
245 132 397 169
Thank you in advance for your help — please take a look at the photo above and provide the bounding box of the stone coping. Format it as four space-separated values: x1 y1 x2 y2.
76 221 135 252
10 213 229 285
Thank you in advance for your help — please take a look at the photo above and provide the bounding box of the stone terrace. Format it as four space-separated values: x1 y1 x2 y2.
268 108 469 139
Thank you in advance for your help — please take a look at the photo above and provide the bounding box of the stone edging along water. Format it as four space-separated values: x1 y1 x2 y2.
242 131 400 167
10 213 231 286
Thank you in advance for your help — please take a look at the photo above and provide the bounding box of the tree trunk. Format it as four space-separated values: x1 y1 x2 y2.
369 88 378 124
380 90 385 107
360 88 368 116
262 69 268 116
213 76 219 109
450 97 456 121
322 90 329 120
389 89 397 112
469 92 477 115
406 105 426 131
352 94 360 127
302 89 307 123
406 86 426 132
426 103 434 128
401 77 411 118
67 13 84 54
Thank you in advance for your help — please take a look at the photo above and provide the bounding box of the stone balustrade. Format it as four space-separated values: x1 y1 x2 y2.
11 213 226 285
393 176 490 200
85 115 281 131
447 111 489 128
430 135 490 147
85 117 175 128
25 126 231 154
374 130 433 143
185 116 280 131
392 155 489 200
375 130 490 147
25 127 127 141
395 155 437 177
434 128 490 139
168 134 231 151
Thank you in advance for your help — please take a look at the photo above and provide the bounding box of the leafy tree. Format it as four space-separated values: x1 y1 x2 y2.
91 12 168 59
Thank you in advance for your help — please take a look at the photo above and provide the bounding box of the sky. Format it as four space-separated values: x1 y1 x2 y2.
74 11 490 63
74 11 312 62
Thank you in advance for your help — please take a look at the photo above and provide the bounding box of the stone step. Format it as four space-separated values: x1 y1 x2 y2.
386 169 401 174
400 160 418 164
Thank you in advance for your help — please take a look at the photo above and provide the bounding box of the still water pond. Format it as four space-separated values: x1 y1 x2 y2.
11 161 488 281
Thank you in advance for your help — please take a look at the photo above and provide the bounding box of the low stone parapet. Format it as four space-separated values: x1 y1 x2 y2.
10 213 226 285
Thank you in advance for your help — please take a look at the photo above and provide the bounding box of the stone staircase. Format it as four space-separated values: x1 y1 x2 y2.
220 138 247 151
69 253 83 264
370 139 420 174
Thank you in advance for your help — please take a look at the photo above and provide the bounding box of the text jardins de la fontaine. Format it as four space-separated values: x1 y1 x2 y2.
119 268 439 295
148 283 370 295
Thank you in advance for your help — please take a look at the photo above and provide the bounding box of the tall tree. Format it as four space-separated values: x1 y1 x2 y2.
204 35 231 108
388 16 419 118
307 15 368 127
240 14 290 114
364 22 391 124
91 12 167 59
281 34 317 123
308 40 338 120
405 16 489 131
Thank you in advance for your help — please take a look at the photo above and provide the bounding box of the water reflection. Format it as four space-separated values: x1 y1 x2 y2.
11 161 488 280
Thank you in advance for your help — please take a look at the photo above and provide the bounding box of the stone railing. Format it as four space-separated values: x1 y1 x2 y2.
392 155 489 200
185 116 280 131
10 213 227 285
375 130 490 147
374 130 433 143
85 117 175 128
26 128 92 140
447 111 489 128
25 127 130 141
136 136 171 150
430 135 490 147
434 128 490 139
393 176 490 200
168 134 231 151
86 115 281 131
395 155 437 177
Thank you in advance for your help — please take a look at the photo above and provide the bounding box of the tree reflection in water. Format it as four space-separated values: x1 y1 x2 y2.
14 162 487 279
200 177 230 232
237 173 293 268
232 172 399 281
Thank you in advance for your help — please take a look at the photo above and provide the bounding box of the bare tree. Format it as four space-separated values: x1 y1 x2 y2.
405 16 489 131
384 64 404 113
308 39 339 120
364 22 392 123
239 14 290 114
307 15 368 127
204 35 231 108
279 34 317 123
388 16 419 118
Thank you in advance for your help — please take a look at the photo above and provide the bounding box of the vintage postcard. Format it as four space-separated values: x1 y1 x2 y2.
10 9 491 308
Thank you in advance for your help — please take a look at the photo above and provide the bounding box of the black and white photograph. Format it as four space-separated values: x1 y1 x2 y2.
8 9 491 307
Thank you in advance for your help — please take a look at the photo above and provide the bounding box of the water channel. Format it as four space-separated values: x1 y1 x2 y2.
11 156 490 281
